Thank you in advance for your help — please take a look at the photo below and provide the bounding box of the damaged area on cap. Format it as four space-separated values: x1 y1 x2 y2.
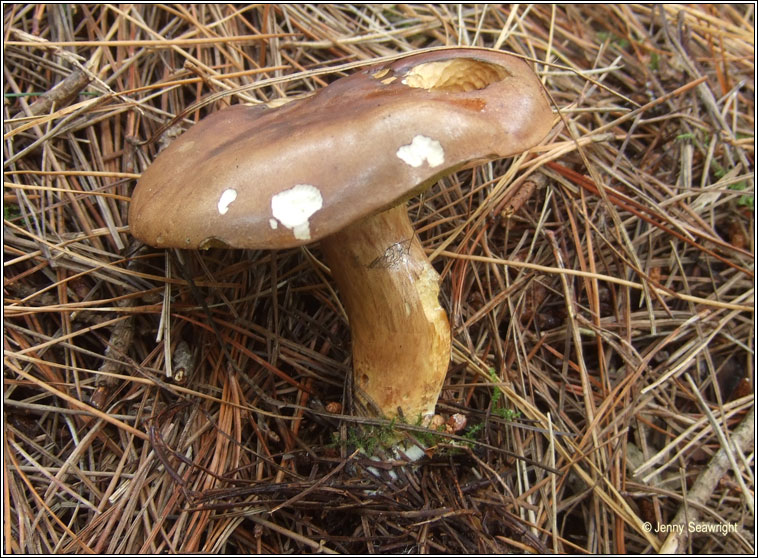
270 184 324 241
371 67 398 85
217 188 238 215
400 57 511 92
396 135 445 168
198 236 231 250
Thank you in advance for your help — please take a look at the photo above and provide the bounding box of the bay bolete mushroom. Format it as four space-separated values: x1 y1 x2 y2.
129 48 552 424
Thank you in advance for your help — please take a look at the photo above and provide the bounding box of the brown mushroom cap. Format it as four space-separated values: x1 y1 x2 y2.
129 48 552 249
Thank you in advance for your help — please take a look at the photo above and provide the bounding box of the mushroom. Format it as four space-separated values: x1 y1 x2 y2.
129 48 552 424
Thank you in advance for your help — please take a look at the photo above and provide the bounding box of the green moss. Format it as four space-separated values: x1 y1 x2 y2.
487 367 522 422
729 181 754 208
4 203 20 221
649 52 660 71
460 422 484 442
596 30 630 49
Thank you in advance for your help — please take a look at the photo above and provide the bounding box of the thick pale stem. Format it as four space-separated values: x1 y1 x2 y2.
320 204 451 422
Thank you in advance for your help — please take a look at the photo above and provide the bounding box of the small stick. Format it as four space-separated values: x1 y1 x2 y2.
659 403 754 553
11 67 92 122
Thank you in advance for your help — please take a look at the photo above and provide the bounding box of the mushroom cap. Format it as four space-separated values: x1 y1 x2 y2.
129 48 553 249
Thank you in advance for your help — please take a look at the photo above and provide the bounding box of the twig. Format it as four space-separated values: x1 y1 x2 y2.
659 404 754 554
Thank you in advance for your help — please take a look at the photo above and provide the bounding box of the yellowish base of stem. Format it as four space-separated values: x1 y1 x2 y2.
321 204 451 421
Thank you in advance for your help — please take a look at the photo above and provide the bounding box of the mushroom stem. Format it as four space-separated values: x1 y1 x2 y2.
320 204 451 423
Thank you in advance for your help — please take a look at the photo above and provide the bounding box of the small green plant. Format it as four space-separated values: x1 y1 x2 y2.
487 367 521 421
360 420 399 455
648 51 660 71
711 161 725 179
596 31 629 49
413 423 448 448
729 181 754 208
493 406 522 421
460 422 485 443
712 161 754 209
488 367 503 405
328 419 402 455
4 203 20 221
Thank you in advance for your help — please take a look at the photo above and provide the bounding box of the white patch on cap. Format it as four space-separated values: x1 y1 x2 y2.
271 184 323 241
396 135 445 168
269 218 278 229
217 188 237 215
